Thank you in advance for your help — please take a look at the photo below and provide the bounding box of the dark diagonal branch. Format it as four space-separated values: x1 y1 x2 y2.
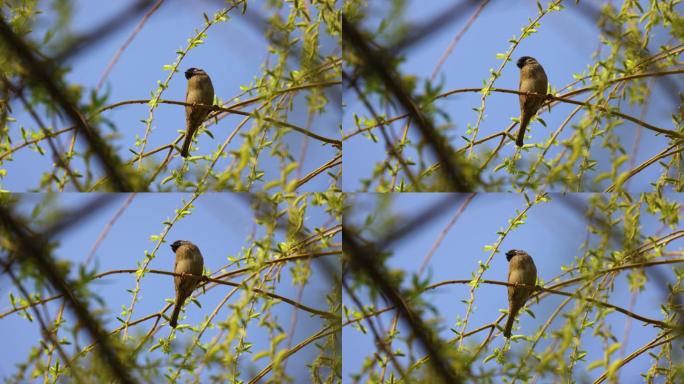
344 227 465 384
343 16 475 191
54 0 156 63
389 1 480 54
0 17 140 191
0 206 136 384
97 0 165 90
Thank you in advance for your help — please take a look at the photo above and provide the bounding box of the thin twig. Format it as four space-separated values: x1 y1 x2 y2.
96 0 165 90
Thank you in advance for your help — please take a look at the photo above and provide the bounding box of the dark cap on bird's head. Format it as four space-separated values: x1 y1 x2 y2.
171 240 193 252
185 68 205 80
516 56 536 69
506 249 525 261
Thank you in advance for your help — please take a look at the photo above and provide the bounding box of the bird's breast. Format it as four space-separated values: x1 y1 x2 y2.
509 269 527 284
187 76 214 105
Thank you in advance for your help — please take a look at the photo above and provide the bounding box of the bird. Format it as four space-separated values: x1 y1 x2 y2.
169 240 204 328
181 67 214 157
503 249 537 338
516 56 548 147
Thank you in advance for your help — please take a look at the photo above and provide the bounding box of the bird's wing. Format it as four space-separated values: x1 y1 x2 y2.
518 76 526 110
174 255 182 291
528 259 538 286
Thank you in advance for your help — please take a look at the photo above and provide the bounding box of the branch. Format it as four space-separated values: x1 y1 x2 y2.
295 154 341 190
0 206 136 384
145 269 337 319
343 15 473 191
248 325 338 384
429 279 672 329
96 0 165 90
344 227 465 383
593 332 678 384
345 67 684 142
0 17 137 190
606 140 684 192
1 250 341 320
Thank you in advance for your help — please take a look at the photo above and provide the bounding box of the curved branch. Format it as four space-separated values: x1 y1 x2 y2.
0 250 341 320
593 331 678 384
295 154 342 190
429 279 672 328
248 324 339 384
341 257 683 333
606 140 684 192
345 68 684 142
0 80 342 162
0 116 160 186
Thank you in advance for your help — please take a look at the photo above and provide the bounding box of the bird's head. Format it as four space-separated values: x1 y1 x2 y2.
185 67 206 80
506 249 526 262
516 56 537 69
171 240 193 252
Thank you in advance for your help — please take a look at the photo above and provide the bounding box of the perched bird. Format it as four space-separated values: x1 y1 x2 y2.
504 249 537 338
516 56 548 147
169 240 204 328
181 68 214 157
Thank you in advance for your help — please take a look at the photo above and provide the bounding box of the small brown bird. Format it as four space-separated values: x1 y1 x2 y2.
169 240 204 328
181 68 214 157
504 249 537 338
516 56 548 147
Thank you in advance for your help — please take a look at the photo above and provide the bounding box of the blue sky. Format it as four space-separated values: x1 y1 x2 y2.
1 193 340 381
4 1 340 191
343 192 683 382
343 1 682 191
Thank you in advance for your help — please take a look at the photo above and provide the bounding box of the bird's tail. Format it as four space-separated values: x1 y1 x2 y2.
180 131 193 158
169 296 184 328
516 114 531 147
503 304 520 338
